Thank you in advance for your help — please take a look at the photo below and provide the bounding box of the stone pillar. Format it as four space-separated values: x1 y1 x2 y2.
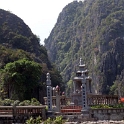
81 73 88 111
89 80 92 93
86 80 89 92
73 81 76 93
80 73 90 120
42 107 46 120
52 87 56 96
82 82 88 111
46 73 52 112
56 85 60 112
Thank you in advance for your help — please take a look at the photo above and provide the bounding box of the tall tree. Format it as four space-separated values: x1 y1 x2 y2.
0 58 42 101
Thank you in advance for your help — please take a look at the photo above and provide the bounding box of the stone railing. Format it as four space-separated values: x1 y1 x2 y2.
90 108 124 120
0 106 46 120
44 96 71 106
44 94 118 107
88 95 118 106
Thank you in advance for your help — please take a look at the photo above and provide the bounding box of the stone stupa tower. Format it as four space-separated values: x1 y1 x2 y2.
72 58 92 111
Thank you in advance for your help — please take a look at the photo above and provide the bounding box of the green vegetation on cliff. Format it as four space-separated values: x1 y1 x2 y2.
0 9 63 103
45 0 124 94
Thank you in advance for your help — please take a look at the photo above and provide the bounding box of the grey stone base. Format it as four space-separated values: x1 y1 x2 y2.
46 111 53 118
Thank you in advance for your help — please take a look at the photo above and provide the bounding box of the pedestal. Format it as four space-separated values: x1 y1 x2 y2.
80 109 90 121
46 111 53 118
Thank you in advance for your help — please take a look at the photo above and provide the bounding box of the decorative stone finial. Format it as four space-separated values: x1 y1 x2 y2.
46 73 50 80
53 87 56 91
46 73 51 85
56 85 60 91
79 58 83 65
62 92 65 95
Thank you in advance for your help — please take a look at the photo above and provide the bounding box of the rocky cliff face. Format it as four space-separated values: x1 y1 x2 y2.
45 0 124 94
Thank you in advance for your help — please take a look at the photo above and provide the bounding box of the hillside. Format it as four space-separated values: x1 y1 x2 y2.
45 0 124 95
0 9 63 103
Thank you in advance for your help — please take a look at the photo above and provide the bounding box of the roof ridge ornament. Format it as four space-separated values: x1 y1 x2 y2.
79 58 83 65
46 73 51 85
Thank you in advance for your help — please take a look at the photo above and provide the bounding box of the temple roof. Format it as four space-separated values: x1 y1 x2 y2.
76 69 89 74
73 76 83 81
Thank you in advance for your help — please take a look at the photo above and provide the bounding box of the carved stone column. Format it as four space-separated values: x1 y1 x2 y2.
46 73 52 112
56 85 60 112
81 73 88 111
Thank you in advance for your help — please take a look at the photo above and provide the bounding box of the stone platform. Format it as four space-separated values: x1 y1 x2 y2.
64 120 124 124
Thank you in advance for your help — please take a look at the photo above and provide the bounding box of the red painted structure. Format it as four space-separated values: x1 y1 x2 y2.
119 97 124 103
61 105 82 114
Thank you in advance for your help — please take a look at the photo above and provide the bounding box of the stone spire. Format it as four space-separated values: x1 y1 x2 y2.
46 73 51 86
79 58 85 72
79 58 83 66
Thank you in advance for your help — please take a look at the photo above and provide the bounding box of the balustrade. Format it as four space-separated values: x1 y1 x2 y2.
88 95 118 106
0 106 46 119
44 96 71 106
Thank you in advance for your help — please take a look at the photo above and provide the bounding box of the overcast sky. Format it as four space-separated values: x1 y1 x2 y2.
0 0 75 45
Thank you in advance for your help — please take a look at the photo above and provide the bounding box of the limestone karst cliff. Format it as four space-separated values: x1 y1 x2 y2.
45 0 124 94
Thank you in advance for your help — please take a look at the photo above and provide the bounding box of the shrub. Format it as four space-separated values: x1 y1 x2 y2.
3 99 14 106
25 116 42 124
19 100 30 106
25 116 64 124
13 100 20 106
91 103 124 109
53 116 64 124
31 98 41 106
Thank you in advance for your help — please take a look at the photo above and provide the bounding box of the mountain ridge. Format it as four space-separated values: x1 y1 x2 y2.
0 9 63 102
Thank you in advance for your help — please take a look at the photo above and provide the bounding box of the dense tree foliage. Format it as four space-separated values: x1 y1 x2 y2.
0 9 63 102
110 70 124 97
0 59 42 100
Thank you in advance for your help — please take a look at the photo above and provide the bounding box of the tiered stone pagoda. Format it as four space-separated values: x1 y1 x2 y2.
72 58 92 111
